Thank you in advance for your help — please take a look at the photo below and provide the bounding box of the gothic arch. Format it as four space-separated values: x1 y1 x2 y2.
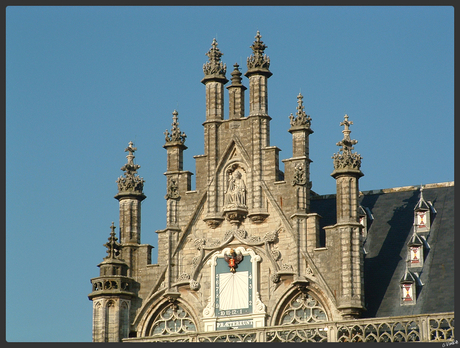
140 299 198 337
271 286 332 326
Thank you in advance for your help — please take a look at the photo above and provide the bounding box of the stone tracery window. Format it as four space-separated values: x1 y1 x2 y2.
149 302 197 336
279 292 327 325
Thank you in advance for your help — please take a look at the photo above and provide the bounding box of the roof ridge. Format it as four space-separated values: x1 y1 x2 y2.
311 181 454 200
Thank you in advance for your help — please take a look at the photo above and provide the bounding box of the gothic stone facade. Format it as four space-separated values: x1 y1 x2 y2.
88 32 453 342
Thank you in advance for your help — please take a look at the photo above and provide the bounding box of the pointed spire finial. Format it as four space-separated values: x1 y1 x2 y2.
164 109 187 145
125 141 137 166
116 142 145 194
414 184 431 211
289 93 312 128
203 38 227 77
230 63 243 85
247 31 271 71
104 222 121 260
332 114 362 171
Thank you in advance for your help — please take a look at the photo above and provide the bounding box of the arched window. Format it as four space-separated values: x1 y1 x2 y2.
279 292 327 325
148 302 197 336
93 301 103 342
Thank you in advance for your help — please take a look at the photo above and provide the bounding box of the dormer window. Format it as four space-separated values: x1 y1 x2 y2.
407 231 424 268
358 205 373 240
409 246 421 265
400 270 417 306
415 210 430 231
414 186 434 234
402 283 414 302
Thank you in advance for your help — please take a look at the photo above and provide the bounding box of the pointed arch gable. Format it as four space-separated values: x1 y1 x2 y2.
215 134 252 175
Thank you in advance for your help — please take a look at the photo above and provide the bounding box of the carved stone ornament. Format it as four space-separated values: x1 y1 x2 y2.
116 141 145 194
164 110 187 145
271 273 281 283
189 279 200 291
203 38 227 77
247 31 271 71
203 296 215 318
224 169 247 208
223 166 248 225
289 93 312 129
281 263 293 271
332 114 362 171
292 162 307 186
223 248 244 273
178 273 190 281
254 292 266 313
165 177 180 199
104 222 122 260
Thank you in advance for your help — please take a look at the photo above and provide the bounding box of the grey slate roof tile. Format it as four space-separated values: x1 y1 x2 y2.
310 184 454 318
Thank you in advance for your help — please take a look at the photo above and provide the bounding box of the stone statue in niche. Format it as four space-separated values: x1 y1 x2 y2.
225 170 246 207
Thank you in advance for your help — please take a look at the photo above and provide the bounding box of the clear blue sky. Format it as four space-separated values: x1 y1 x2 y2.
5 6 454 342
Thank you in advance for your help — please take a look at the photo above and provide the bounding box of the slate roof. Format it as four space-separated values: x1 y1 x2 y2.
310 182 455 318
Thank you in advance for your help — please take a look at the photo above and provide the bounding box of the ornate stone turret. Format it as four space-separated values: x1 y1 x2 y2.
288 93 313 195
114 142 146 276
284 93 317 281
202 38 228 121
244 31 272 222
88 223 136 342
164 110 187 172
329 114 365 319
245 31 272 116
163 109 192 225
201 39 227 226
159 110 192 294
227 63 246 119
331 114 363 223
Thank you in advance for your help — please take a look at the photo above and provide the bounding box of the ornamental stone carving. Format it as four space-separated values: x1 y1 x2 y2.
289 93 312 129
189 279 200 291
203 38 227 77
164 110 187 145
247 31 270 71
203 296 215 318
225 170 247 207
165 177 180 199
116 141 145 194
104 222 122 260
254 292 266 313
292 162 307 186
332 114 362 171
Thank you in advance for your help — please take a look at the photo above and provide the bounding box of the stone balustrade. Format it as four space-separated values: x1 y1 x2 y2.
124 312 454 342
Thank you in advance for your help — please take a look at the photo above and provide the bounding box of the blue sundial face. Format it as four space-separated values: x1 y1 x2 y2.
215 256 252 317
